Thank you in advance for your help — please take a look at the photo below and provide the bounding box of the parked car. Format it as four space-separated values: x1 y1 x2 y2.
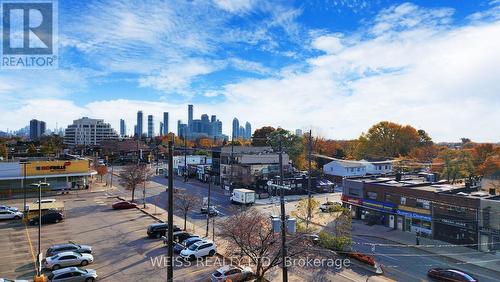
319 201 341 212
173 237 203 254
211 265 253 282
0 278 28 282
0 210 23 220
180 240 216 261
427 268 477 282
34 198 56 204
174 231 198 243
111 201 137 210
46 242 92 257
147 223 181 239
0 204 19 212
29 212 64 225
42 251 94 270
47 267 97 282
200 206 219 216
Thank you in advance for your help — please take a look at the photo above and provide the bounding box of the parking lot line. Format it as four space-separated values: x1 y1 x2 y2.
24 223 37 270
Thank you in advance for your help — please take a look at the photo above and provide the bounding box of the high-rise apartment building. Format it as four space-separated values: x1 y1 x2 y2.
245 122 252 139
147 115 154 138
64 117 118 146
136 111 143 137
163 112 169 135
179 105 224 140
120 119 126 137
232 118 239 140
29 119 46 140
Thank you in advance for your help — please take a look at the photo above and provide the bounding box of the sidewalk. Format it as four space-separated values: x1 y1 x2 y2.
351 220 500 274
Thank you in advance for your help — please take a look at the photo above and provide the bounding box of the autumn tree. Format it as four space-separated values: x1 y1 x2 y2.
95 165 108 182
175 191 201 230
477 155 500 177
291 198 320 229
356 121 421 159
218 210 310 280
268 128 304 166
436 149 475 183
251 126 275 146
118 164 153 202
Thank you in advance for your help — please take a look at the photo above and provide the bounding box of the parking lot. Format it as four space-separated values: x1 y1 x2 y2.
0 191 221 282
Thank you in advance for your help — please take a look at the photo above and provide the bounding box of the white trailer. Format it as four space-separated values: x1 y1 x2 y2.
230 189 255 205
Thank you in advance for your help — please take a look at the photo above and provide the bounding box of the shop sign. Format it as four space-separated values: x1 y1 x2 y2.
437 217 468 228
398 205 431 215
397 210 432 222
363 199 396 212
23 160 90 176
341 195 362 205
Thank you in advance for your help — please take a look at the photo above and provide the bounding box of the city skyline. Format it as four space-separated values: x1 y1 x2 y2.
0 1 499 142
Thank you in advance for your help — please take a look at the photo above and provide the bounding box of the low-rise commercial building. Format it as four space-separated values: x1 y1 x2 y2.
220 146 290 190
0 157 96 199
342 174 494 250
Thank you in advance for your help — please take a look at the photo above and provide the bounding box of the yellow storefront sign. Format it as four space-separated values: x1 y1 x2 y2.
22 160 90 176
398 205 431 215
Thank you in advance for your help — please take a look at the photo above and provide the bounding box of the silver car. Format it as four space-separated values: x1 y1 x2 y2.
48 267 97 282
43 252 94 270
46 242 92 257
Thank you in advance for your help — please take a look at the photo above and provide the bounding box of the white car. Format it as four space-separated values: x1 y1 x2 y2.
0 210 23 220
0 278 29 282
42 251 94 270
34 198 56 204
48 267 98 282
211 265 253 282
180 240 216 261
0 205 19 212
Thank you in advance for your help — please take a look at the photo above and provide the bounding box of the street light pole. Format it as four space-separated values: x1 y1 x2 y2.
167 141 174 282
206 173 211 237
279 138 288 282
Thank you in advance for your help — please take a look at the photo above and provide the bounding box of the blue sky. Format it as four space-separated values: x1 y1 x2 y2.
1 0 499 141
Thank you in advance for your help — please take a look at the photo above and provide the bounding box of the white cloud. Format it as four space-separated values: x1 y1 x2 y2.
213 0 256 13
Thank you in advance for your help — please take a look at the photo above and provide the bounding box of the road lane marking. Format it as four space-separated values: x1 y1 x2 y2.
24 223 37 269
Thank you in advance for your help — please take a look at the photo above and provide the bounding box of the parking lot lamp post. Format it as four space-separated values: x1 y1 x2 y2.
37 181 42 276
167 141 174 281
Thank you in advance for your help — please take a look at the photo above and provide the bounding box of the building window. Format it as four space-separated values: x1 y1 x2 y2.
385 165 388 169
385 193 392 202
416 199 430 210
357 167 360 172
367 192 377 200
400 196 406 205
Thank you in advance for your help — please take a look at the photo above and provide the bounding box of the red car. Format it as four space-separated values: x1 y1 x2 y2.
427 268 478 282
112 201 137 210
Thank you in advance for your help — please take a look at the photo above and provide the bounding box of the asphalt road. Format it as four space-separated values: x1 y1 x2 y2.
352 235 500 282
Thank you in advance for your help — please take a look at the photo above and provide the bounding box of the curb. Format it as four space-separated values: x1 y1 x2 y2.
353 233 500 275
116 196 164 223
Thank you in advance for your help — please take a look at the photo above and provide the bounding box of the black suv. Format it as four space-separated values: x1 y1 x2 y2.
147 223 181 238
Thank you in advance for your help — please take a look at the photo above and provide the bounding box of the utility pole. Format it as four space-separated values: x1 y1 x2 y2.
167 141 174 281
306 129 312 228
229 141 234 190
206 173 211 237
143 178 147 209
279 137 288 282
184 137 188 182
